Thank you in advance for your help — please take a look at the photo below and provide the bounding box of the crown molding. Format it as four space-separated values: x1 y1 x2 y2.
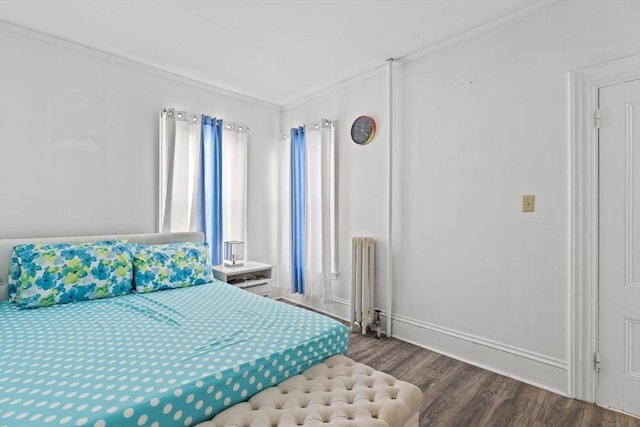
1 0 560 113
282 0 560 111
0 20 281 111
281 64 388 111
399 0 561 64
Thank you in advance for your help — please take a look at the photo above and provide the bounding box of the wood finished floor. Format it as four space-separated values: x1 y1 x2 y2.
280 300 640 426
348 331 640 427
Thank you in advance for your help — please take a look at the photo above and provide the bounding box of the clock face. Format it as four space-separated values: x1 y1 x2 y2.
351 115 376 145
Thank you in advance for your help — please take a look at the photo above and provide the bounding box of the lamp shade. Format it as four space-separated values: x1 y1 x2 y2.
224 241 244 266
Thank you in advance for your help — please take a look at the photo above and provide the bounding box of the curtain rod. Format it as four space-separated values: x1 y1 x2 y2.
162 108 251 133
280 119 333 140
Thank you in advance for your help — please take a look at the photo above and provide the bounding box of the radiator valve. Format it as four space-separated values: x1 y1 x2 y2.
372 309 383 339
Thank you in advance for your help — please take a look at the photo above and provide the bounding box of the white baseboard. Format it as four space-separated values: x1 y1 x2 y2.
329 296 569 396
389 314 568 396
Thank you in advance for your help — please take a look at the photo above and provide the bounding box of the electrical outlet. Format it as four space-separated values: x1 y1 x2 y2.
522 195 535 212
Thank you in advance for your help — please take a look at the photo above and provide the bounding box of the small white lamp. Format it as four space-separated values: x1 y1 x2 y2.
224 241 245 267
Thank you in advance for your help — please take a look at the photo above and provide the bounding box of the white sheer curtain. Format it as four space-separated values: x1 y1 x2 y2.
304 128 331 301
277 134 292 295
278 122 335 302
222 126 248 251
159 110 201 232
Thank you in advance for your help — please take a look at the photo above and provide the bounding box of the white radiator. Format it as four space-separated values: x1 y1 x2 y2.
351 237 375 334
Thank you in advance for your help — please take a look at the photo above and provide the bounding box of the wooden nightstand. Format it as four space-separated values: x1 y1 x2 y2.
211 261 273 297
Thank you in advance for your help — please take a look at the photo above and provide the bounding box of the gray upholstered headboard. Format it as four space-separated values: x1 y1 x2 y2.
0 232 204 302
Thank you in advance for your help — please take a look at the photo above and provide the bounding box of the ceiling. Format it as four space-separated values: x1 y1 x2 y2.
0 0 547 107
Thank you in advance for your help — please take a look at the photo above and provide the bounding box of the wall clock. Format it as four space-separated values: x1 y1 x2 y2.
351 115 376 145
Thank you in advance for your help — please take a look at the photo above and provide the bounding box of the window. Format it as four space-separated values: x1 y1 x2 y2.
159 109 247 264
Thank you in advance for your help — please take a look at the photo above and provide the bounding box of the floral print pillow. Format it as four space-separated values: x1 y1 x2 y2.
133 242 213 293
9 240 133 309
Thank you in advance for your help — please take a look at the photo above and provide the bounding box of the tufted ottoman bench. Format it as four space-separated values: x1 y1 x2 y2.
196 355 423 427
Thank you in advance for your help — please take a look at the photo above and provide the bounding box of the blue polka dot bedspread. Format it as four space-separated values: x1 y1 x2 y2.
0 281 349 426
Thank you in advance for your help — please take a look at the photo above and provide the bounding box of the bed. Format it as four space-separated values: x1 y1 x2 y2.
0 232 349 427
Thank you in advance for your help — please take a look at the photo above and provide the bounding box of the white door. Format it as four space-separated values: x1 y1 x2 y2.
599 78 640 415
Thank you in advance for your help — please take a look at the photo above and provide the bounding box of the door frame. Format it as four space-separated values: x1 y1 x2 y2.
570 54 640 403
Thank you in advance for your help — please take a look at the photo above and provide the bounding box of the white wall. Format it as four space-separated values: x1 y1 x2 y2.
281 0 640 394
0 26 280 264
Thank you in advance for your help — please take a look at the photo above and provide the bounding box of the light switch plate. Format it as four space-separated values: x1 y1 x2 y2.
522 195 535 212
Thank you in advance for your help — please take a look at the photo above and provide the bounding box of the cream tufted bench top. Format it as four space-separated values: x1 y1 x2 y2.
197 355 423 427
